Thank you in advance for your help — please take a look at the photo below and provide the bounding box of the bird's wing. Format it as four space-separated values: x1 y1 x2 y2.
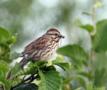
22 35 50 55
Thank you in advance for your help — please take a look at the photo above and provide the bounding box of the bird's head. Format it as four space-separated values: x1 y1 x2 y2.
46 28 64 39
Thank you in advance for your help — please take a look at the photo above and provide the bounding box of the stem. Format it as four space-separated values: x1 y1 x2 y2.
89 0 98 81
91 0 97 36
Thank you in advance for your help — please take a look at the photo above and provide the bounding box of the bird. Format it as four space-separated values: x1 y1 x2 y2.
19 28 64 68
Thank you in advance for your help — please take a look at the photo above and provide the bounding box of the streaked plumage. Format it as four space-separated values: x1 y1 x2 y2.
20 28 64 68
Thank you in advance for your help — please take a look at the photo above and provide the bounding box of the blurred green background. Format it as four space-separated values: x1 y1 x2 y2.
0 0 104 52
0 0 107 90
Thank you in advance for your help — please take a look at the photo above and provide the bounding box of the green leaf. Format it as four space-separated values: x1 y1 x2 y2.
0 27 11 62
0 61 12 90
0 44 11 62
86 82 94 90
0 60 9 74
52 55 65 64
39 70 62 90
80 24 94 32
54 63 71 72
0 27 10 43
94 20 107 52
94 68 107 87
93 53 107 87
7 35 16 45
93 53 107 70
57 45 88 66
94 87 105 90
0 27 16 45
0 27 16 62
52 56 71 71
94 1 103 8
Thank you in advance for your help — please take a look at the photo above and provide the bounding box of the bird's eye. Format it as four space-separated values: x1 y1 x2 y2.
55 34 58 36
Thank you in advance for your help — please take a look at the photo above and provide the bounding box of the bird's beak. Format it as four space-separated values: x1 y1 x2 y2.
59 35 65 38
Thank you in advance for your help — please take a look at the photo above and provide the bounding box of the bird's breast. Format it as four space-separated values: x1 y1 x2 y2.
40 41 59 60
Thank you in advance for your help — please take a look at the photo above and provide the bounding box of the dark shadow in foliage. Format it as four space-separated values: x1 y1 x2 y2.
11 83 38 90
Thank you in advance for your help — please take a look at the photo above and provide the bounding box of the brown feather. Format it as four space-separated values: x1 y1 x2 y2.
23 35 49 55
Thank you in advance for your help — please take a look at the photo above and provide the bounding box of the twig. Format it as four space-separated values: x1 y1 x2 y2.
11 74 37 90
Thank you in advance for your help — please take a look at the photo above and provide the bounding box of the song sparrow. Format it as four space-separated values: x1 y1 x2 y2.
20 28 64 68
